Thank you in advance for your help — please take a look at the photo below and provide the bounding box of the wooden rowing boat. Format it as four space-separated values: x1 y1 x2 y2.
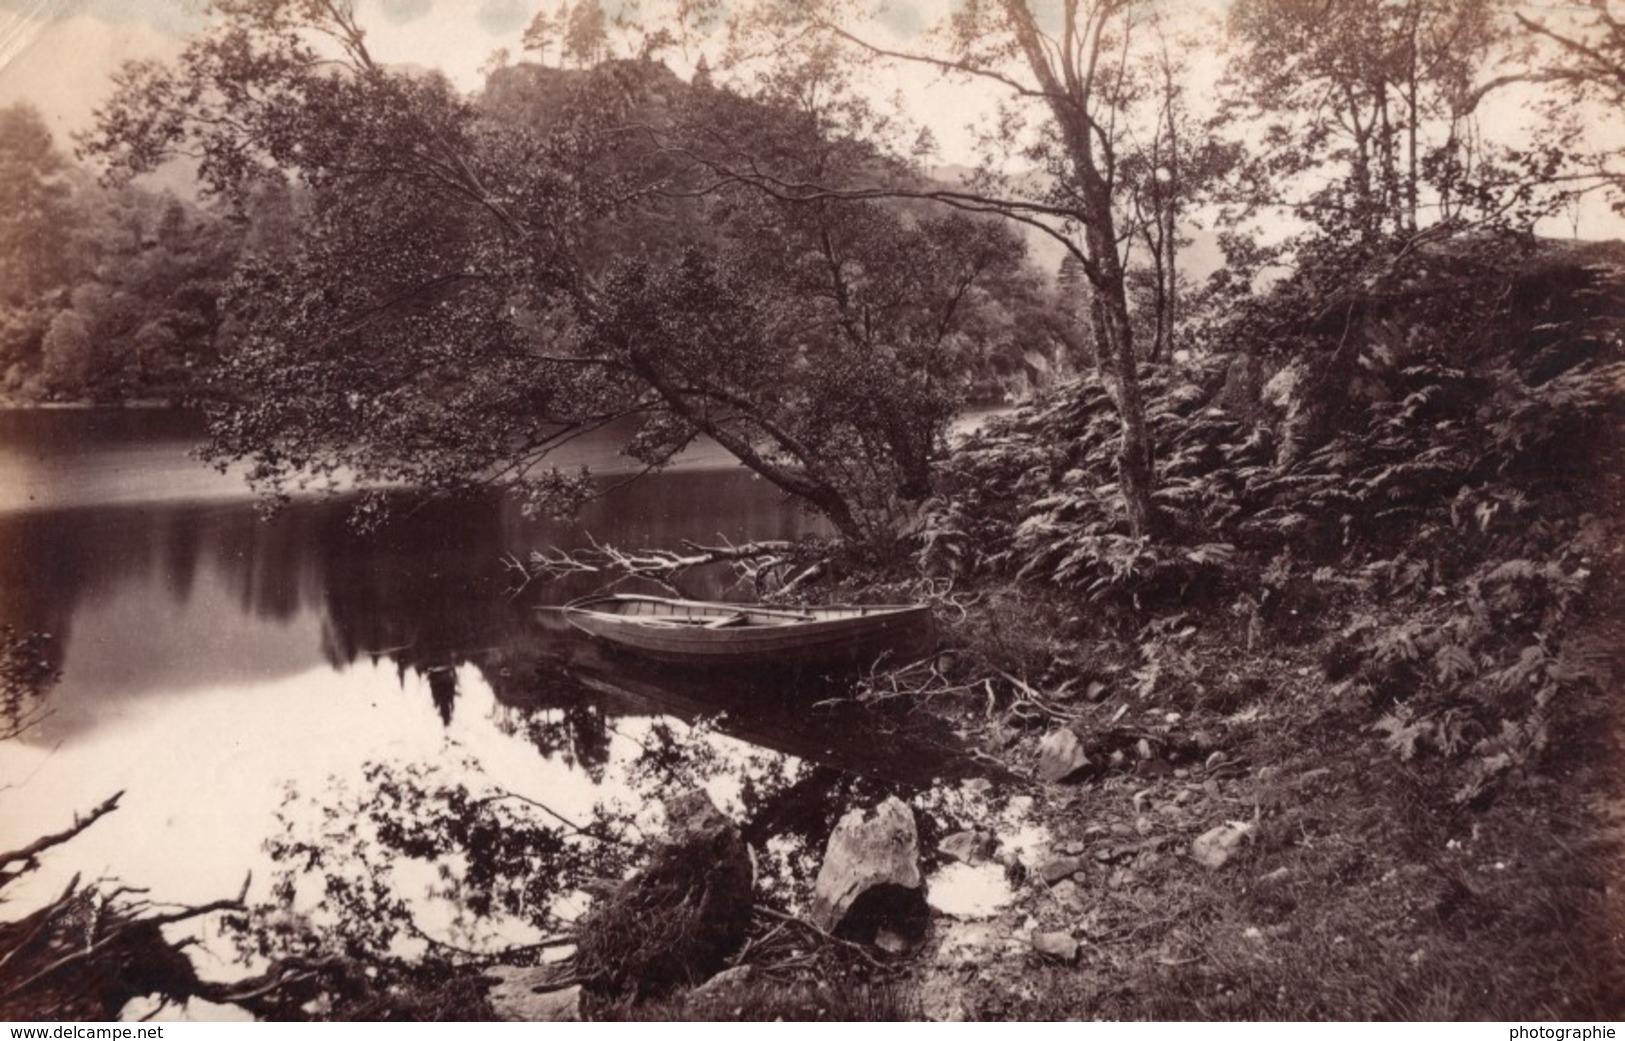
558 594 933 668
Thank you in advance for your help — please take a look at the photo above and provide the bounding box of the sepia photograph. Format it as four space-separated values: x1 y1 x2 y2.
0 0 1620 1023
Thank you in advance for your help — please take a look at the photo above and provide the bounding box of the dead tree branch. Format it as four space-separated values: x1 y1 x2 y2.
0 792 123 886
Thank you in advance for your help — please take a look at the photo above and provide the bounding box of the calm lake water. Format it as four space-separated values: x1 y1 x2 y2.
0 409 1026 1003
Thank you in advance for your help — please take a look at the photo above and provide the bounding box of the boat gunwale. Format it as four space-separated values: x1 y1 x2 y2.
561 593 930 624
555 594 934 666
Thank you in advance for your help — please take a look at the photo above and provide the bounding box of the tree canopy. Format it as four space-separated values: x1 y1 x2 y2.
45 0 1625 548
83 0 1043 549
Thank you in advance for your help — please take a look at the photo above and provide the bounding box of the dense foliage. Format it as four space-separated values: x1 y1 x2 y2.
0 103 241 403
928 237 1623 803
77 3 1054 550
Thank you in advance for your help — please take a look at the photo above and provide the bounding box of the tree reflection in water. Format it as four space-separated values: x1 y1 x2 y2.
235 635 1010 977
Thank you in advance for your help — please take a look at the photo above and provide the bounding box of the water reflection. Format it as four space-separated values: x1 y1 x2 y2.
0 471 826 739
0 412 1015 991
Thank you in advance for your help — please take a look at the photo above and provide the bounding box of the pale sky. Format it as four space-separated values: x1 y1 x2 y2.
0 0 1006 158
0 0 1618 241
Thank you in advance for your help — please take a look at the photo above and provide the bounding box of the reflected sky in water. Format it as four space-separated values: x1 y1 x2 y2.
0 410 1007 949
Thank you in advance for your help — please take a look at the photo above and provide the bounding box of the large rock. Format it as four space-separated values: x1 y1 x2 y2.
574 790 754 997
810 796 927 942
1035 727 1091 783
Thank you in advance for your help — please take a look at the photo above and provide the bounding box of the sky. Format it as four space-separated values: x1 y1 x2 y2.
0 0 1619 242
0 0 1006 156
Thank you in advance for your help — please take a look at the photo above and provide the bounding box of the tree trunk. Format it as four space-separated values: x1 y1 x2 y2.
1082 217 1158 540
1000 0 1159 538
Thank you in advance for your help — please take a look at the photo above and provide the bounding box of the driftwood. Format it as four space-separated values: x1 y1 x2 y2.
509 536 827 599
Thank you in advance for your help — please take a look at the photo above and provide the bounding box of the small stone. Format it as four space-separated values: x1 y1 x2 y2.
692 965 754 998
1134 815 1154 836
1110 822 1135 837
940 830 996 865
1085 680 1109 702
1191 821 1254 870
1035 727 1092 783
1037 854 1087 884
1050 879 1080 906
875 927 915 955
1057 839 1088 856
1031 930 1080 963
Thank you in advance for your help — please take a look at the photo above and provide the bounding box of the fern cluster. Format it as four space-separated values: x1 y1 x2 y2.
928 240 1623 799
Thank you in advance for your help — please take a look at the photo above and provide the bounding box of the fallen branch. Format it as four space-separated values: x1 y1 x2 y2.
754 907 894 973
0 878 250 1006
521 535 816 598
0 792 123 885
851 655 980 709
994 668 1087 722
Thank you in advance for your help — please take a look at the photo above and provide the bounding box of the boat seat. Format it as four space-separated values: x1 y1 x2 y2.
702 612 747 629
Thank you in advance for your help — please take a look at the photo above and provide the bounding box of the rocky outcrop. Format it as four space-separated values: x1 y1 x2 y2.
810 797 928 943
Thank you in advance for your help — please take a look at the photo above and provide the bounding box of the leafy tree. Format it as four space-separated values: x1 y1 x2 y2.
1512 0 1625 209
563 0 610 67
1516 0 1624 106
0 103 74 306
1115 11 1241 362
0 103 76 394
83 0 1041 550
1224 0 1580 241
724 0 1171 538
39 309 95 391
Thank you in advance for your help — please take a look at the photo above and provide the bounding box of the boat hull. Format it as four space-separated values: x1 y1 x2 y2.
560 595 934 668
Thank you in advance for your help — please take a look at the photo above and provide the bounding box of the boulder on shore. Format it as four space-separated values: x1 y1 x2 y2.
810 796 928 943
